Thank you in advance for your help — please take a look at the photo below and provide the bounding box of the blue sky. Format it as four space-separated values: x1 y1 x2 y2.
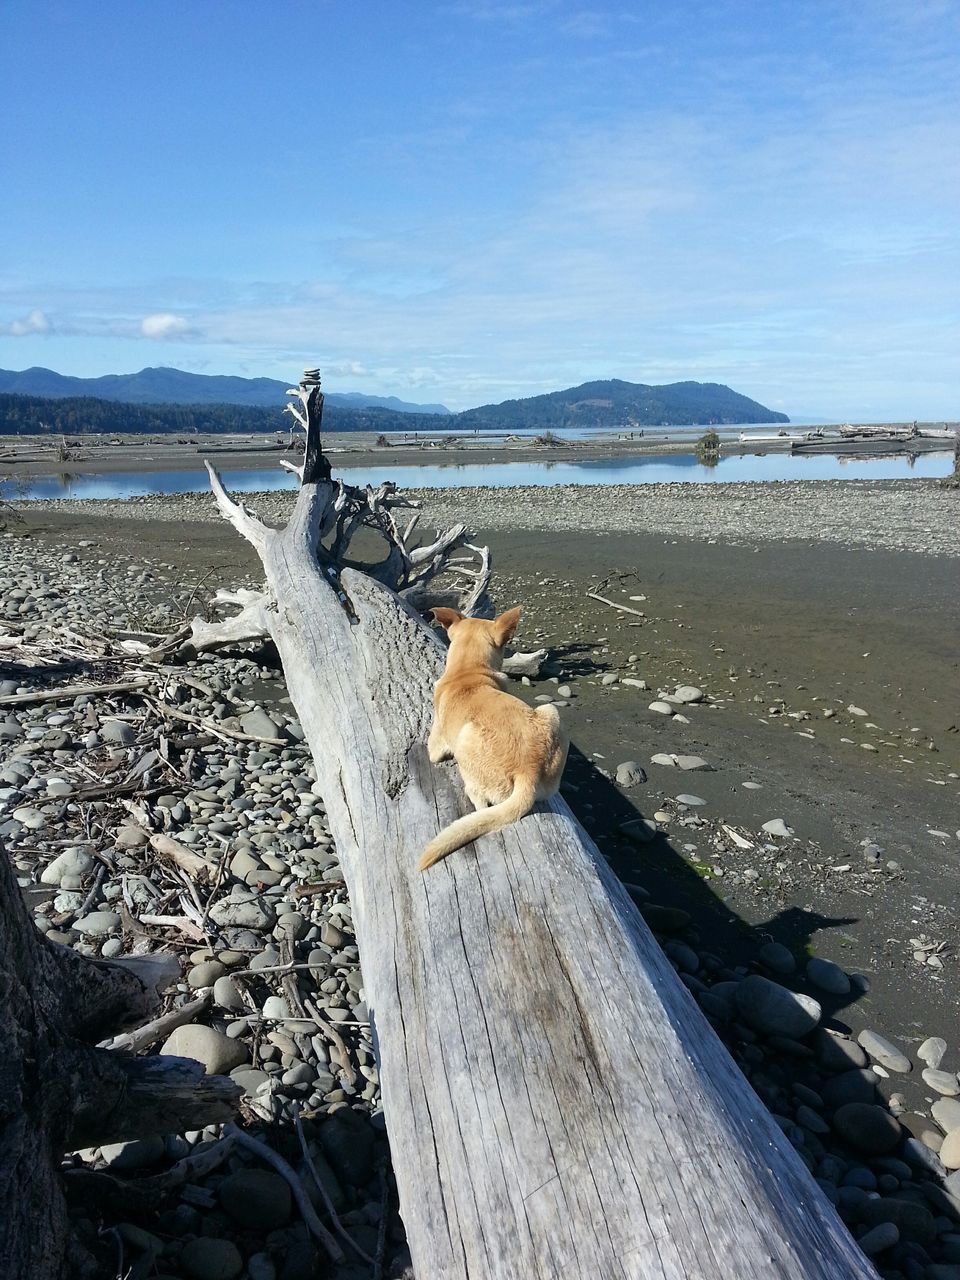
2 1 958 417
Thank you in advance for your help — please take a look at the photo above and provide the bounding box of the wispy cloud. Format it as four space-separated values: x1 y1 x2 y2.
4 308 50 336
141 312 192 339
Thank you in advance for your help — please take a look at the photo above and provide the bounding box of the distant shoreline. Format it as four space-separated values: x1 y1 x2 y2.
1 423 955 478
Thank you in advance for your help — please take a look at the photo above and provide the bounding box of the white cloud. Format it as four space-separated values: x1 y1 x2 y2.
326 360 370 377
141 312 191 339
5 308 50 336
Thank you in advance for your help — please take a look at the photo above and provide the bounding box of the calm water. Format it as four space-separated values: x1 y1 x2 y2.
2 450 952 501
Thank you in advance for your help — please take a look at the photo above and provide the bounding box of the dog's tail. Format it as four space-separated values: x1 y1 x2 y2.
418 775 538 871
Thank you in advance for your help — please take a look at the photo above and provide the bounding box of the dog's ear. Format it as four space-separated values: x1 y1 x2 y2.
492 606 521 647
429 607 463 631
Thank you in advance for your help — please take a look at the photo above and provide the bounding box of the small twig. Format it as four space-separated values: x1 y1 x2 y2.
225 1124 345 1263
292 1103 374 1264
150 832 218 884
304 998 357 1087
100 991 211 1053
585 590 646 619
77 863 107 917
146 695 285 747
137 913 207 940
0 676 150 708
199 843 230 932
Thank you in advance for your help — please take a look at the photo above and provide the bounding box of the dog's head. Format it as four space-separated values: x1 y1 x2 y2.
430 606 521 667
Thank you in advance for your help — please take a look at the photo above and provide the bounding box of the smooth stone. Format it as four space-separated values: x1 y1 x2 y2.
180 1237 243 1280
675 794 706 807
806 958 851 996
208 897 277 931
99 1135 165 1170
918 1036 947 1069
796 1105 830 1135
856 1223 899 1256
933 1098 960 1134
735 975 821 1039
615 761 647 787
761 818 794 837
101 718 137 747
902 1135 946 1175
620 817 658 844
832 1103 901 1154
262 995 290 1019
601 673 619 686
40 847 94 886
73 910 121 937
213 975 245 1011
857 1029 912 1073
923 1069 960 1096
230 1067 271 1096
676 755 711 771
317 1108 377 1186
239 707 282 741
858 1197 936 1245
648 701 673 715
160 1025 248 1075
282 1062 315 1087
247 1254 277 1280
639 904 691 932
758 942 796 975
218 1168 292 1230
813 1029 869 1072
672 685 704 704
187 960 226 989
115 823 149 848
230 848 263 879
101 937 123 958
821 1069 880 1108
650 753 678 767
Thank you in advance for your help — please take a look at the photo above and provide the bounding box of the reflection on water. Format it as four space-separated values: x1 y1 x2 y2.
1 450 953 501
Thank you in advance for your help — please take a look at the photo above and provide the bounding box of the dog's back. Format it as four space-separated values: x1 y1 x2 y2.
420 607 568 869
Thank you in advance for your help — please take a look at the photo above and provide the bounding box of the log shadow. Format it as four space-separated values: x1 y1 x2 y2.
560 741 868 1026
543 643 610 678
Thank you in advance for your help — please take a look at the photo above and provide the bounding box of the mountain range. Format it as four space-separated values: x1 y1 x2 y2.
0 366 451 415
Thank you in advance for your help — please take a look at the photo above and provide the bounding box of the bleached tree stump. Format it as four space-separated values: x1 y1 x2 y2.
0 843 241 1279
190 372 877 1279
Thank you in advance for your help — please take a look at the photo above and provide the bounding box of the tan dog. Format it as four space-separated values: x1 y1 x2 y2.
419 606 568 870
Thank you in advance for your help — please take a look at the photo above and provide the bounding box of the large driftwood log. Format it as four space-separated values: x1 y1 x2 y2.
190 372 876 1278
0 842 241 1279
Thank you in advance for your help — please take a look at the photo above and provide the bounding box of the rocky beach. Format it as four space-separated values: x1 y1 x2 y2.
2 470 959 1279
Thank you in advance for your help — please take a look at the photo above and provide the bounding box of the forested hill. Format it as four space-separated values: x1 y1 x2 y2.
457 379 788 428
0 394 432 436
0 377 788 436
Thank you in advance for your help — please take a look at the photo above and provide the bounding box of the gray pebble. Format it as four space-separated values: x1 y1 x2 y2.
857 1028 912 1073
856 1222 899 1256
805 957 851 996
919 1036 948 1069
734 975 821 1039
